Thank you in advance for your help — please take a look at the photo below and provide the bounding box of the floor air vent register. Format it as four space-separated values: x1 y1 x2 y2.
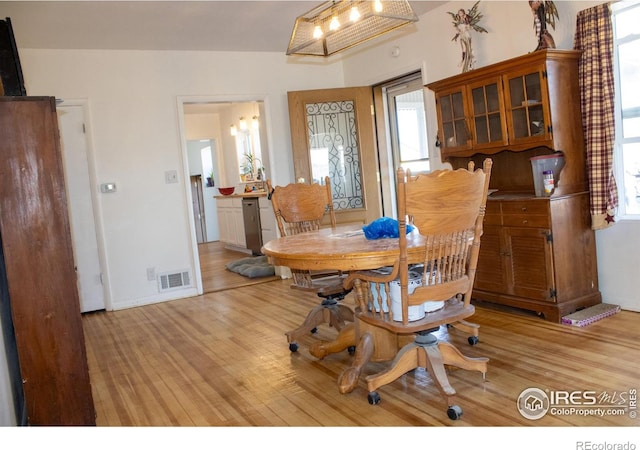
158 270 191 292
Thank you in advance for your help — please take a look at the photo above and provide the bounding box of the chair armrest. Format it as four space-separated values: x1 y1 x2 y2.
343 263 400 290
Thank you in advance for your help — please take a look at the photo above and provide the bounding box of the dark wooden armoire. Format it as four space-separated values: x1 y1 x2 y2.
0 96 95 425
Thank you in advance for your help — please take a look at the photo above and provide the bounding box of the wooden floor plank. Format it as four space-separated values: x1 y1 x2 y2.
198 241 280 293
82 243 640 427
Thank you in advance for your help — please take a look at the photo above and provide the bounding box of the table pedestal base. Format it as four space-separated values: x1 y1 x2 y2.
285 302 354 352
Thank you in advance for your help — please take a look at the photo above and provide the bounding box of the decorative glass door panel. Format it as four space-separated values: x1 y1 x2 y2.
469 77 507 149
505 68 551 143
436 88 470 152
306 100 363 211
288 87 381 225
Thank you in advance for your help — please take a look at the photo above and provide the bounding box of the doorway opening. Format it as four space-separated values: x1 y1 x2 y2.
187 138 219 243
374 71 431 217
178 97 270 294
385 72 430 174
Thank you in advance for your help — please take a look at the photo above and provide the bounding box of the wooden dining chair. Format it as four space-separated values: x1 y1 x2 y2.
266 177 354 353
337 159 492 420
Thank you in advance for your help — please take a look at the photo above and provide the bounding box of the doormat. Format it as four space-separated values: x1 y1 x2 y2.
226 255 275 279
561 303 620 327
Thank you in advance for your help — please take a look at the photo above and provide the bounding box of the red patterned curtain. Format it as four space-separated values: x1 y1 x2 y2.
574 3 618 230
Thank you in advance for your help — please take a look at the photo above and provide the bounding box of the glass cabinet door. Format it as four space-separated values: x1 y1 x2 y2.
504 67 551 144
468 77 508 149
436 88 470 152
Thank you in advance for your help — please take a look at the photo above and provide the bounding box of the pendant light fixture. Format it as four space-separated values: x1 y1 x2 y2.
286 0 418 57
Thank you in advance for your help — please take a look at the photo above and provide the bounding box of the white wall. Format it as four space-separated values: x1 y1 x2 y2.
0 44 344 426
17 48 344 311
342 1 589 85
339 1 638 313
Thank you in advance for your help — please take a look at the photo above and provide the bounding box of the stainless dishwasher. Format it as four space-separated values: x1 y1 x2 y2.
242 197 263 255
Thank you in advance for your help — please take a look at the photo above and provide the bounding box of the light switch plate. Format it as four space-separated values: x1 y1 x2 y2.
100 183 117 193
165 170 178 184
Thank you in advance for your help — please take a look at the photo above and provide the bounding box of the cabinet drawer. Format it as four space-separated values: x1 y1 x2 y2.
502 213 550 228
495 200 550 228
217 197 233 208
484 200 551 228
500 200 548 215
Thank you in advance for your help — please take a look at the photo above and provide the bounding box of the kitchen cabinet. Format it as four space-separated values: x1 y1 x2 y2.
216 197 246 249
0 97 95 424
426 50 601 322
216 195 278 252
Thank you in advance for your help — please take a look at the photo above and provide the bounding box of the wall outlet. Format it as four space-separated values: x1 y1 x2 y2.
146 267 156 281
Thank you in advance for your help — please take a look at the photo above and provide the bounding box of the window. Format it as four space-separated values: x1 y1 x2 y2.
613 1 640 218
236 126 262 180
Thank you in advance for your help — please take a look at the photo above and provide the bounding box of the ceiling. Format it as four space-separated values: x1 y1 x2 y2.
1 1 445 53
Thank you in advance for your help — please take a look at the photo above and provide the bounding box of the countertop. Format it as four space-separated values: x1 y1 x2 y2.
214 191 268 199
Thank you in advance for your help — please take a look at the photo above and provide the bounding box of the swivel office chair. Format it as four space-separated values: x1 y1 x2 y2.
338 159 492 420
266 177 354 354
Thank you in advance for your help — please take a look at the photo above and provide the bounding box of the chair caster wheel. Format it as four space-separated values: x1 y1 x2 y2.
367 392 381 405
468 336 479 346
447 405 463 420
289 342 299 352
311 327 318 334
347 346 356 355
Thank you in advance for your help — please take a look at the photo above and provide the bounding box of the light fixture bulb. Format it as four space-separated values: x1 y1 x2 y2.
230 124 237 136
239 117 247 130
350 6 361 22
374 0 383 13
252 116 259 129
329 15 340 31
313 25 323 39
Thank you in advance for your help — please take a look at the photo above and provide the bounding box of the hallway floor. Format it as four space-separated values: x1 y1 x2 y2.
198 241 279 293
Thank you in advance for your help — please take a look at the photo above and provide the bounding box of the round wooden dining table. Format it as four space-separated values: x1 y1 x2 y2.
261 223 426 272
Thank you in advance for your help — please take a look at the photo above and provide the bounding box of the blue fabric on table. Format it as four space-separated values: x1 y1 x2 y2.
362 217 414 240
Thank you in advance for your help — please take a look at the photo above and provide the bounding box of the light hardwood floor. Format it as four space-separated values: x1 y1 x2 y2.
198 241 280 293
82 245 640 426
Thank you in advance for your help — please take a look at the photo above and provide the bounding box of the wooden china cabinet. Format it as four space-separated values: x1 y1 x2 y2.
426 50 602 322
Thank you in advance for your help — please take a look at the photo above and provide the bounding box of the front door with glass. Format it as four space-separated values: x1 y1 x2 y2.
288 87 381 225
